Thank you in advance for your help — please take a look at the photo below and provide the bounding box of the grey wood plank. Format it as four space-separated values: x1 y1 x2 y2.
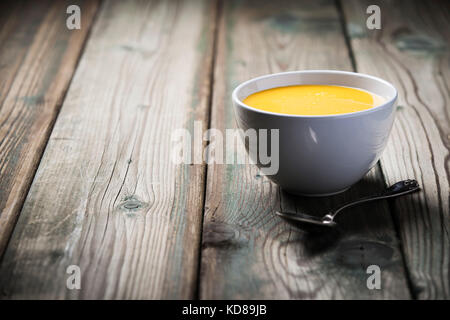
199 0 412 299
342 0 450 299
0 0 100 258
0 0 217 299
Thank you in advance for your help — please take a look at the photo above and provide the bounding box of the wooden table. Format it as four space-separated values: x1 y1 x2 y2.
0 0 448 299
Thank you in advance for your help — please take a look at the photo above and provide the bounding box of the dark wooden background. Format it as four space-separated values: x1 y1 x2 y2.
0 0 448 299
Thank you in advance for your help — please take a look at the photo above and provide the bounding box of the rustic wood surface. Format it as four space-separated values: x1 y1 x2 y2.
0 0 216 299
199 0 410 300
0 0 99 259
343 0 450 299
0 0 448 299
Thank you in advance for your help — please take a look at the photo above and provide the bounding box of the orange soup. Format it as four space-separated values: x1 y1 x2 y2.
243 85 385 115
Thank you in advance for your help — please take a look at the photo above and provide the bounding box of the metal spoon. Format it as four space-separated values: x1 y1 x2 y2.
276 179 420 230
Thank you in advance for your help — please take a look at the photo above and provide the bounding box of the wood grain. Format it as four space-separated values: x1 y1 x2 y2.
0 0 100 258
342 0 450 299
199 0 411 299
0 0 217 299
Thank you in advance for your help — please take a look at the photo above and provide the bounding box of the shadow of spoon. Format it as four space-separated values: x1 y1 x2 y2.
276 179 420 232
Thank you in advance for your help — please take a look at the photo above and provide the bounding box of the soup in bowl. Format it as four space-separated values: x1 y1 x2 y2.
232 70 398 196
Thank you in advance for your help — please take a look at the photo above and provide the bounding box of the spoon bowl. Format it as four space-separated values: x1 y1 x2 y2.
275 211 337 227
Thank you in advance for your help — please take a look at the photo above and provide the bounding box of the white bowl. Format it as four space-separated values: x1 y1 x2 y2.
232 70 398 196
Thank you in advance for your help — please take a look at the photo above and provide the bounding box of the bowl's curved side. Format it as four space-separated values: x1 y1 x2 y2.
232 71 398 195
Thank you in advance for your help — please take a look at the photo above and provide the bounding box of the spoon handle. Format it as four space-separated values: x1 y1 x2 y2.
324 180 420 222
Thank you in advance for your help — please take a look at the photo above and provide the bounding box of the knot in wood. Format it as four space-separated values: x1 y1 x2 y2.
119 196 146 212
202 222 249 249
393 29 445 54
333 239 395 268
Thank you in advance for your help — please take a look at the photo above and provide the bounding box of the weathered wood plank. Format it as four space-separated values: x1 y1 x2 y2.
0 0 100 258
0 0 217 299
200 0 411 299
342 0 450 299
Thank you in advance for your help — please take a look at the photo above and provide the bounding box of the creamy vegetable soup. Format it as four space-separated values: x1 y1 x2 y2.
243 85 385 115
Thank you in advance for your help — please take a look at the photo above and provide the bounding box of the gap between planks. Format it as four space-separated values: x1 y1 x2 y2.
194 0 223 300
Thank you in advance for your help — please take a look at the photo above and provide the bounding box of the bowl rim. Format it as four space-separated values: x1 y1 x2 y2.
232 70 398 119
